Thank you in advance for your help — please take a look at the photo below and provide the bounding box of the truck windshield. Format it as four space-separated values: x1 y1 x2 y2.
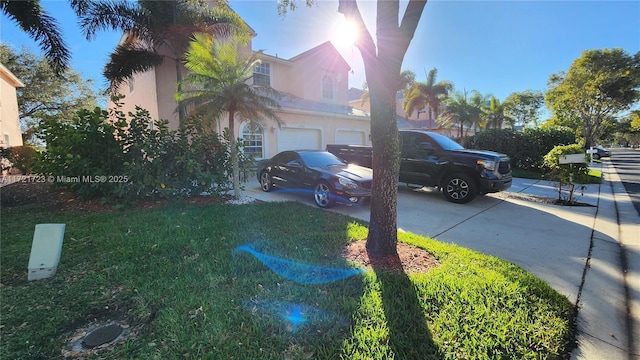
429 133 464 150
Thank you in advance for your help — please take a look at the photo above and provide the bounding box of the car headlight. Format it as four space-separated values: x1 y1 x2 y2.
338 177 358 190
477 159 497 171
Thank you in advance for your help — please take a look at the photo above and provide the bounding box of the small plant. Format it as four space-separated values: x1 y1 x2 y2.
544 144 589 204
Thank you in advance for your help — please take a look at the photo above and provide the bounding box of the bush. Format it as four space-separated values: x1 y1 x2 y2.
0 146 39 174
35 101 241 205
466 127 575 170
543 144 590 182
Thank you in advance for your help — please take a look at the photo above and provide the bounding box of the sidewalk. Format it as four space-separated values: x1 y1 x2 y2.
569 160 640 360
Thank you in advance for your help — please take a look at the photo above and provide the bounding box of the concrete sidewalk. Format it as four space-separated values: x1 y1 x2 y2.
570 161 639 360
243 161 639 359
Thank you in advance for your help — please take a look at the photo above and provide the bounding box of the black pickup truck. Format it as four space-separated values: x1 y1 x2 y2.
326 129 512 204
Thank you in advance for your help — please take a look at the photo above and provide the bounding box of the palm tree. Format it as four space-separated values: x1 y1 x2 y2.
402 68 453 120
467 90 487 132
438 89 484 137
483 96 512 129
79 0 248 126
1 0 89 75
176 33 282 199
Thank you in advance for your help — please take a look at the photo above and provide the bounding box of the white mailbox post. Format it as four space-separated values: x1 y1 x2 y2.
28 224 66 281
586 147 597 166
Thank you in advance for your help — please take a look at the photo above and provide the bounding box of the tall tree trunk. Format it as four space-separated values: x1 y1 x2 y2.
176 59 186 129
228 110 241 199
339 0 426 258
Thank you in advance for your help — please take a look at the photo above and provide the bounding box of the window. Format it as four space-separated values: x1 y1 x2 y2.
128 76 135 93
241 123 264 159
253 63 270 87
322 75 333 99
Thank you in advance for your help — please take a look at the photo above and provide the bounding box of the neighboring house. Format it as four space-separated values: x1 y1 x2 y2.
349 87 476 138
113 22 371 160
0 62 24 149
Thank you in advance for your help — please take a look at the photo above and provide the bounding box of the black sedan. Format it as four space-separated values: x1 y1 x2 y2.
256 150 373 208
592 146 611 159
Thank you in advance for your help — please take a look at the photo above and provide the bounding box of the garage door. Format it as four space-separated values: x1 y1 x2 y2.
335 130 366 145
278 128 321 152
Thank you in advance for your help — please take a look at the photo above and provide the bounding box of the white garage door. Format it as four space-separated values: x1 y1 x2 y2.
335 130 366 145
278 128 321 152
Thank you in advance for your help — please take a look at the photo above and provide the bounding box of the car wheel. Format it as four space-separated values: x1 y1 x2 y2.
314 181 335 208
259 171 273 192
593 153 601 160
442 173 477 204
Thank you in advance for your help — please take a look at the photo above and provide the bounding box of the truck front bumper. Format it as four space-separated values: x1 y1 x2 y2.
480 175 512 193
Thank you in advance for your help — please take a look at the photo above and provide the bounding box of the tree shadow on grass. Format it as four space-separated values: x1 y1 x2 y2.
371 252 444 359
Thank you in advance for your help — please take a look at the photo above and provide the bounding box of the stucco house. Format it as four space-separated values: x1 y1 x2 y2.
0 62 24 149
113 20 371 160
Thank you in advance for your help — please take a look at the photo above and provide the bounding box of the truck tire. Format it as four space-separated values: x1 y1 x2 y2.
442 173 477 204
314 181 335 208
260 171 273 192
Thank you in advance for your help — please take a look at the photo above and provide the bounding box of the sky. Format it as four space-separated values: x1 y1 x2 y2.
1 0 639 103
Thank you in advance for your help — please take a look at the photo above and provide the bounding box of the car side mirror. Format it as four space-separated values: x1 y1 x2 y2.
287 160 303 168
419 142 434 151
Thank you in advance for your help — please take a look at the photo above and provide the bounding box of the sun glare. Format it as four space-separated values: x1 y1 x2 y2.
332 17 359 47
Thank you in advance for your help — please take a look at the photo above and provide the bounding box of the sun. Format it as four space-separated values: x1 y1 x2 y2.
332 17 359 47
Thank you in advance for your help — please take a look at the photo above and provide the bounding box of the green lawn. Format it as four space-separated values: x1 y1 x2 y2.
1 201 575 359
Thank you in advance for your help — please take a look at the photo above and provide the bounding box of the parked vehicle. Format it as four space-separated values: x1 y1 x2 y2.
256 150 373 208
591 146 611 159
326 130 512 204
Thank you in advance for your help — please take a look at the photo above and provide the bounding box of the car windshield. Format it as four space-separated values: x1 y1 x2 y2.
300 151 345 167
429 133 464 150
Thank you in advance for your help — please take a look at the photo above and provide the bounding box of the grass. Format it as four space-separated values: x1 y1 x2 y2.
1 201 575 359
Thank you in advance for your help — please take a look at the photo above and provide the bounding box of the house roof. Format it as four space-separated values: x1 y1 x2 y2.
288 41 351 71
348 87 365 101
277 91 369 118
0 62 25 88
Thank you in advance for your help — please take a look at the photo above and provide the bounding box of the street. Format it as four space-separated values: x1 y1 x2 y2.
609 148 640 216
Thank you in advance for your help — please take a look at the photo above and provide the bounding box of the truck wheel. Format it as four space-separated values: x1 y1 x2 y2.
442 173 477 204
314 181 335 208
260 171 273 192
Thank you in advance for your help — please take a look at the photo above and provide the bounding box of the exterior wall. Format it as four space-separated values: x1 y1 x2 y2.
0 64 24 148
289 50 349 105
114 65 160 124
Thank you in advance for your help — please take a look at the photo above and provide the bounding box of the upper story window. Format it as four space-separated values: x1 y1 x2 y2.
241 122 264 159
322 75 334 100
253 63 270 87
128 76 135 93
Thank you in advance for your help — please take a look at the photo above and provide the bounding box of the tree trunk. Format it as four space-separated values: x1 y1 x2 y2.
228 110 241 199
366 70 401 257
338 0 426 258
175 59 186 129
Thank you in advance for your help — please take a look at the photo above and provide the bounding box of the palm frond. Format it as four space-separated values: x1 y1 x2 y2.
104 46 163 90
1 0 69 75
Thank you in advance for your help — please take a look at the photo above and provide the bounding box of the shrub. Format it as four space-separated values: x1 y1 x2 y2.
544 144 590 203
0 146 39 174
467 127 575 170
35 101 241 205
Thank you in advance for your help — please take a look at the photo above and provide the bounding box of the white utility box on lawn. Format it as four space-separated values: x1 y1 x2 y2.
28 224 66 281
